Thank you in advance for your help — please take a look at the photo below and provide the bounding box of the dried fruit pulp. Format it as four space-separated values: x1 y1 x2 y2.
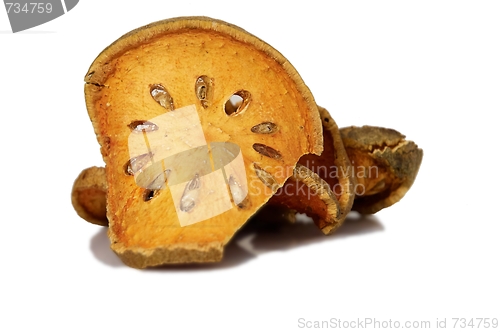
269 107 355 234
84 17 322 266
270 164 340 228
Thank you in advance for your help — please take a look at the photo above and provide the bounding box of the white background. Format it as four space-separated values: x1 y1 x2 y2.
1 1 499 331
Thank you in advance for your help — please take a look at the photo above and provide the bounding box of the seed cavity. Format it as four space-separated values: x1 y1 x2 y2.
128 120 159 133
180 173 201 212
228 175 247 206
224 90 251 116
195 75 213 108
254 163 279 191
236 198 250 209
150 84 174 111
252 143 282 159
147 169 171 190
143 189 158 201
124 153 152 175
251 122 278 134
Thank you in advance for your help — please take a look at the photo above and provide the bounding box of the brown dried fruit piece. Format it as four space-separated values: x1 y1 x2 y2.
269 106 355 234
270 164 341 228
340 126 423 214
84 17 323 268
71 166 108 226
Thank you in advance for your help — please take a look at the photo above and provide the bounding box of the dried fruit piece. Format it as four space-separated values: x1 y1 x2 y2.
83 17 323 268
340 126 423 214
271 106 356 234
71 167 108 226
270 164 340 231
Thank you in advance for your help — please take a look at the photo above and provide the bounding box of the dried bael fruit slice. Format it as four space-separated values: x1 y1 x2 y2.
340 126 423 214
84 17 323 268
269 107 355 234
72 166 108 226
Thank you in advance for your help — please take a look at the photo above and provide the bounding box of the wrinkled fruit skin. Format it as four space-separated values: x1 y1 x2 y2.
71 166 108 226
340 126 423 214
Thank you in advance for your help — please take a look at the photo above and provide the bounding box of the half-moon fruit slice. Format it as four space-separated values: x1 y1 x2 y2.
340 126 423 214
84 17 323 268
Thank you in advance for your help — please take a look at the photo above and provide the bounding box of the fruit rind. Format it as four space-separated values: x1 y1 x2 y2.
292 164 341 233
317 107 356 231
